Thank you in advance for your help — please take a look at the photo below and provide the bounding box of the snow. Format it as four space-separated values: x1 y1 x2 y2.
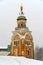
0 56 43 65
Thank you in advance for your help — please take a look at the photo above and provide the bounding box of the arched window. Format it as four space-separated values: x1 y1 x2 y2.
28 50 30 55
14 40 19 46
21 24 23 27
25 40 30 46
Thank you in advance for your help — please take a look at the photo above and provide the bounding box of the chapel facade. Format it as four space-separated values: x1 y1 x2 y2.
10 5 34 59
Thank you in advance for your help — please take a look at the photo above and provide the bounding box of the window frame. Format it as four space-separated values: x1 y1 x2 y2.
14 40 19 46
25 40 30 46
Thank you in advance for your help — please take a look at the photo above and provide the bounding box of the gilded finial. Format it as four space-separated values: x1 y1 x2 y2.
19 5 24 15
20 5 23 11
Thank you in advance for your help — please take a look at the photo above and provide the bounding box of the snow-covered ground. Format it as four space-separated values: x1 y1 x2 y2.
0 56 43 65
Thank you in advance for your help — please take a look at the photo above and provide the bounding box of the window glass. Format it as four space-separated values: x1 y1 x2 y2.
28 50 30 55
21 24 23 27
26 40 30 46
14 41 19 46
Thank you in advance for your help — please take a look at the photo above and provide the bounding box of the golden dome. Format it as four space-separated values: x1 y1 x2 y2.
17 16 27 20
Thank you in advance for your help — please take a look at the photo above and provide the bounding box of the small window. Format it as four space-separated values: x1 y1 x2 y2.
28 50 30 55
21 24 23 27
26 41 30 46
14 41 19 46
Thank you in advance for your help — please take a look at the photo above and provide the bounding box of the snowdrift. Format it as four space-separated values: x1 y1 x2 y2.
0 56 43 65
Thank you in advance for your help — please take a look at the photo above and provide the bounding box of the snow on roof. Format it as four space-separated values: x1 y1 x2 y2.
0 56 43 65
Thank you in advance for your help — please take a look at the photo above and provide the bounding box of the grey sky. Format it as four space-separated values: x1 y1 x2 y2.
0 0 43 48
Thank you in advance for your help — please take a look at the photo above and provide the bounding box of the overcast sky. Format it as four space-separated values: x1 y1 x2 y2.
0 0 43 48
